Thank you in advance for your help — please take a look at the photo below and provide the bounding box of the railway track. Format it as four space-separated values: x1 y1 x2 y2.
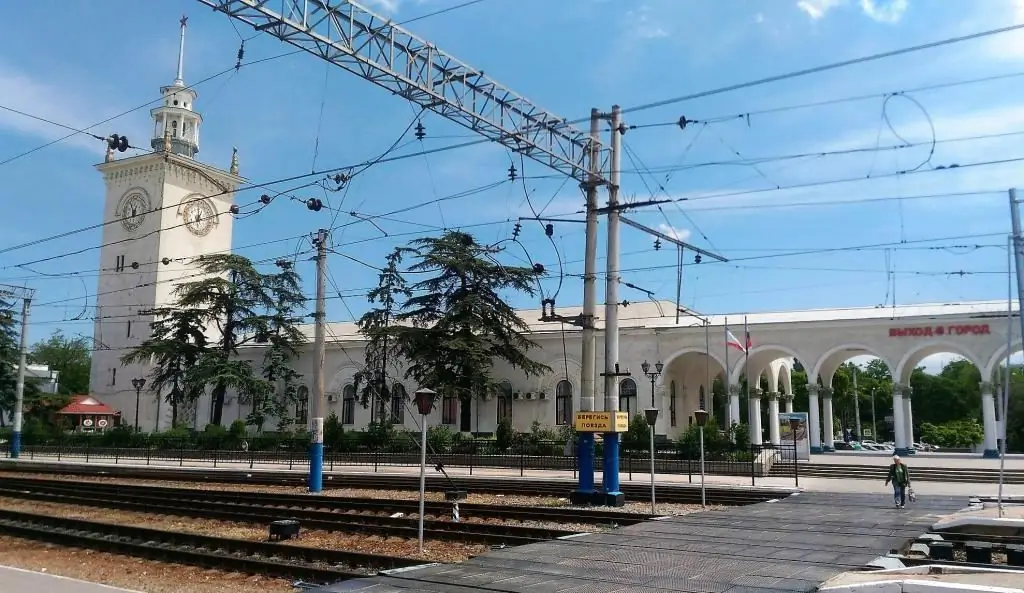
0 478 588 546
0 460 789 505
0 507 421 584
0 476 649 527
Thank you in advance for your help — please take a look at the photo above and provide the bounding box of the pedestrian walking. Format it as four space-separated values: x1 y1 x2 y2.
885 455 911 508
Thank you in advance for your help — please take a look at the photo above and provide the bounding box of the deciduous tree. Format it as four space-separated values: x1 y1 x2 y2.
30 331 91 396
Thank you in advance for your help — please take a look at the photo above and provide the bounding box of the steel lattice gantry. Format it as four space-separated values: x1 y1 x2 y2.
197 0 608 183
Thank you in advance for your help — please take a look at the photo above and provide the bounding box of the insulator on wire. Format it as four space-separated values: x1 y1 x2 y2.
259 194 272 205
161 258 171 266
507 164 517 181
532 263 545 275
512 222 522 239
414 121 426 140
694 254 703 264
229 204 240 214
107 134 129 152
544 223 553 237
235 41 245 72
306 198 323 212
654 238 662 250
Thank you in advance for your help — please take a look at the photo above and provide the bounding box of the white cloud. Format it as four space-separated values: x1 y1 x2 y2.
859 0 908 23
797 0 844 20
658 223 691 241
0 62 129 156
796 0 908 23
625 5 669 40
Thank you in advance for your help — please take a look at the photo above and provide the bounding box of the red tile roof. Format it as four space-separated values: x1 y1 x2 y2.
59 395 116 416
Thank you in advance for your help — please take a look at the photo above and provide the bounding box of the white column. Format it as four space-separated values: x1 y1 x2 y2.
903 386 915 450
654 382 668 436
729 384 741 429
784 393 794 413
821 387 835 452
808 383 822 453
749 388 763 445
767 391 781 445
892 383 908 455
980 381 999 457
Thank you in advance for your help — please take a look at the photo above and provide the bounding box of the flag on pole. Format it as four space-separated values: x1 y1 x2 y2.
726 329 749 353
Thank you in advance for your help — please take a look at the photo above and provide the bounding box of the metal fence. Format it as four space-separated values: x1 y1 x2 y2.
1 433 798 486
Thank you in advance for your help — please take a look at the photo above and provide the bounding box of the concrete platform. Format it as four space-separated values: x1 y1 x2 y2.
309 492 966 593
0 566 140 593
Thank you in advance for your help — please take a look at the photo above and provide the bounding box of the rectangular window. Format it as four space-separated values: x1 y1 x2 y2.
670 382 677 427
342 397 355 425
619 395 636 420
295 397 309 425
110 368 116 386
442 395 458 425
126 320 132 338
496 396 512 425
115 255 125 272
555 381 573 426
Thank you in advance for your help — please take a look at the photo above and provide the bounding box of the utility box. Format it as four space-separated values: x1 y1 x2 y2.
269 519 300 542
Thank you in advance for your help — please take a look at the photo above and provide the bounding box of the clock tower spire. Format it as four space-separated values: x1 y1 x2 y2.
150 15 201 158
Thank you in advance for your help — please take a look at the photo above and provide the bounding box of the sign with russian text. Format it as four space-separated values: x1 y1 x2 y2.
779 412 810 461
574 411 629 432
888 324 989 338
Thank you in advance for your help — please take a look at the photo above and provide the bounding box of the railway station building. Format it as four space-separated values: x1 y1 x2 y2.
200 299 1016 458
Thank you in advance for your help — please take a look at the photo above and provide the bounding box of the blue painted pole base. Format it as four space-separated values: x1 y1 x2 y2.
9 431 21 459
600 431 625 508
308 442 324 493
894 447 912 456
983 449 1000 459
570 432 595 505
810 445 823 454
821 446 834 452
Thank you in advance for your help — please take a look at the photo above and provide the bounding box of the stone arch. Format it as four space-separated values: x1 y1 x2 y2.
327 364 361 394
657 347 726 388
810 343 891 384
730 344 803 385
983 340 1024 381
540 356 583 396
893 340 984 384
776 360 793 394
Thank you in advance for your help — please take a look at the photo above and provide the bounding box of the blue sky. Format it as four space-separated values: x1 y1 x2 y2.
2 0 1024 373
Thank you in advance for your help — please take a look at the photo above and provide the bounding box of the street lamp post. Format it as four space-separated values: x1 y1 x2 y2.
694 409 709 508
131 377 146 432
789 417 801 488
641 361 664 515
413 388 437 556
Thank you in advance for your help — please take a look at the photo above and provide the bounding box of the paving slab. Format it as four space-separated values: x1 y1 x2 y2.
310 492 965 593
0 566 140 593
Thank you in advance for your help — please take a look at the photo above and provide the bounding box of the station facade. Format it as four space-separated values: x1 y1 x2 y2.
197 299 1018 458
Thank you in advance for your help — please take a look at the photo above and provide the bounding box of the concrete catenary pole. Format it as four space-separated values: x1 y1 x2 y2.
11 295 30 458
601 105 624 506
572 108 602 504
308 228 328 493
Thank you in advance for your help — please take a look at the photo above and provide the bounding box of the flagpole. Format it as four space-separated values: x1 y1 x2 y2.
724 316 731 430
744 315 751 443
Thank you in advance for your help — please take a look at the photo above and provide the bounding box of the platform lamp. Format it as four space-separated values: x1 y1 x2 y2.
643 407 660 514
413 387 437 555
694 409 710 508
789 417 801 488
131 377 146 433
640 360 664 408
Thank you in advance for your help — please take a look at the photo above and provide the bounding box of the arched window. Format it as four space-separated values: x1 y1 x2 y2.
669 380 677 427
555 380 573 425
699 385 706 412
295 386 309 425
496 381 513 425
390 383 407 425
618 378 638 420
342 384 356 425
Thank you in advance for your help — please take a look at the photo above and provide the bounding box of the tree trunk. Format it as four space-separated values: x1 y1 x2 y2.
212 271 237 427
211 382 227 426
171 401 178 428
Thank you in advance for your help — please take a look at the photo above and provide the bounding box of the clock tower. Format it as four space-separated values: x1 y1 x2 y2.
89 16 244 431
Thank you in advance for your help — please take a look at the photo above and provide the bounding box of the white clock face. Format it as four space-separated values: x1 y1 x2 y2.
117 191 150 232
181 198 216 236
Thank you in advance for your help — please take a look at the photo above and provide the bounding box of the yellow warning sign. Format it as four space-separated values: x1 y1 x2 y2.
574 411 629 433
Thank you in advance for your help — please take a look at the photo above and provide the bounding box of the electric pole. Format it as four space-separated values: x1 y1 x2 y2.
853 366 861 441
1008 189 1024 361
308 228 328 493
870 387 877 443
1 284 33 459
